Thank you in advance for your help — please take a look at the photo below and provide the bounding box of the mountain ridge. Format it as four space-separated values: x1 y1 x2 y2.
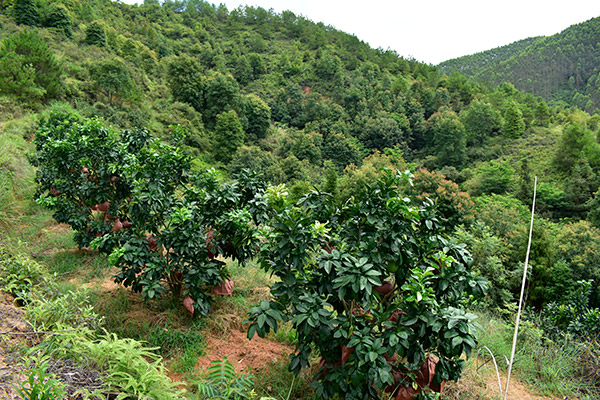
438 16 600 112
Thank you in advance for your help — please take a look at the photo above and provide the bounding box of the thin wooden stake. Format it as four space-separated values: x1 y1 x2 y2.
504 176 537 399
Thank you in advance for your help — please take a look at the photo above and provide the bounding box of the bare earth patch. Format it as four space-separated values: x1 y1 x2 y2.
0 292 30 399
195 329 293 374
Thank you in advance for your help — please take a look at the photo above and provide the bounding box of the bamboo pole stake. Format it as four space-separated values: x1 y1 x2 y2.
504 176 537 399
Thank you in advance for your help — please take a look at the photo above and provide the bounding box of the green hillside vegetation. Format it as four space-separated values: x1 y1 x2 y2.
439 16 600 113
1 0 600 398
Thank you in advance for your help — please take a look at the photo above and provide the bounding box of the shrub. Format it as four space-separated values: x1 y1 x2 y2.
13 354 67 400
33 117 263 315
246 170 487 399
540 280 600 340
0 241 53 300
463 160 514 196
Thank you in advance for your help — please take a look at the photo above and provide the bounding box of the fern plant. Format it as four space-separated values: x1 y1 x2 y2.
13 354 67 400
195 358 255 400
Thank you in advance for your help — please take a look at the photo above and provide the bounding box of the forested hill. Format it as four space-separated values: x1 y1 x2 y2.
439 16 600 112
438 36 540 78
2 0 600 224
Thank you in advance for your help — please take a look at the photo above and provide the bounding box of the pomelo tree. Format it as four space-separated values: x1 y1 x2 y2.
246 170 487 399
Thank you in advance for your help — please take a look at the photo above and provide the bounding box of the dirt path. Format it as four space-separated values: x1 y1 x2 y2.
466 356 561 400
0 292 30 400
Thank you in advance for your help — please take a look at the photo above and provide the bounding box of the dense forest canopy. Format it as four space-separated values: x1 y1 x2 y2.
439 16 600 113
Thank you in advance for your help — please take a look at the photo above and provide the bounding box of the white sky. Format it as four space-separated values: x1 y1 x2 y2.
119 0 600 65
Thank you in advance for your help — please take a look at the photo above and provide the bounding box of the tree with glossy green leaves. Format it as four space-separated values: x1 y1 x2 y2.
12 0 39 26
245 170 487 399
33 115 261 316
213 110 245 164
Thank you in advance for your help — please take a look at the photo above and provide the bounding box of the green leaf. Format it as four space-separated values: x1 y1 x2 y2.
451 336 463 348
257 313 266 328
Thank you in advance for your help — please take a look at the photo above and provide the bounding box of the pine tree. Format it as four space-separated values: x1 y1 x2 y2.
45 3 73 38
13 0 39 26
503 101 526 138
84 21 107 47
516 156 533 204
213 111 245 164
534 100 551 126
322 161 339 199
0 30 63 102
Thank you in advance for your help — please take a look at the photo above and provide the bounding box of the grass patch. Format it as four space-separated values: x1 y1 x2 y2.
267 321 298 347
475 311 597 399
443 357 488 400
93 287 206 363
202 259 274 335
252 359 316 400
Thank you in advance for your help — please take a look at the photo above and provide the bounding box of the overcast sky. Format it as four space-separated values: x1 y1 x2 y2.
119 0 600 64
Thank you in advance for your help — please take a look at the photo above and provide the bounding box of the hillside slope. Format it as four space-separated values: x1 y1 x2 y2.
439 17 600 112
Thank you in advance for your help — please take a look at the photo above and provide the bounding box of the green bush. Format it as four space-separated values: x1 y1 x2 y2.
463 160 514 196
0 241 52 299
33 117 263 315
246 170 487 399
540 281 600 339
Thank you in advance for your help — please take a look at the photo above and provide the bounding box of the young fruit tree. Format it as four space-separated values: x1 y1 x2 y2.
33 112 262 315
246 170 487 399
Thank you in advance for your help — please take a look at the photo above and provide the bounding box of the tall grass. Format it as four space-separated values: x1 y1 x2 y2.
476 311 597 399
0 117 38 233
